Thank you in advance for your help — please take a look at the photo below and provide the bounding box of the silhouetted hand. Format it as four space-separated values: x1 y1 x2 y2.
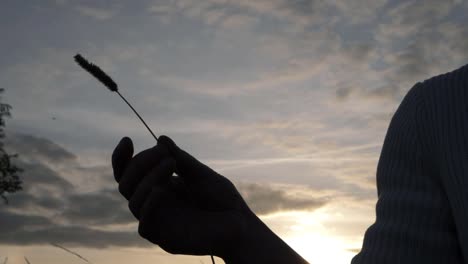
112 135 253 258
112 135 309 264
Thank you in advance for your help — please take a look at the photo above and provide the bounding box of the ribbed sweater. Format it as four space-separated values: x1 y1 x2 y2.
351 63 468 264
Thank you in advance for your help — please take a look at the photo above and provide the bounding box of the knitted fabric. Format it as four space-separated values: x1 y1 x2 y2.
352 64 468 264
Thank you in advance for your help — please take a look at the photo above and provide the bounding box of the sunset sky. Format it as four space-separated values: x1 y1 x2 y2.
1 0 468 263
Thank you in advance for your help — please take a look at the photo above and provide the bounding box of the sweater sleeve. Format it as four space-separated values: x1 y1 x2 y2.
421 69 468 262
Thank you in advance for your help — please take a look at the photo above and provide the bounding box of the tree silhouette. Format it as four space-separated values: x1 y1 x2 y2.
0 88 22 204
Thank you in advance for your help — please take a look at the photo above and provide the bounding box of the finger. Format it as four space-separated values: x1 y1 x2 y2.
129 158 176 219
168 175 191 198
138 187 190 254
138 186 178 244
112 137 134 182
158 135 215 182
119 143 169 200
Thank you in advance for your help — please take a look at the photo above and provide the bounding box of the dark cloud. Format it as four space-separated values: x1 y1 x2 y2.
1 187 137 248
0 210 149 248
6 192 65 211
0 210 50 232
280 0 316 16
344 43 374 62
60 188 133 226
0 133 136 248
3 157 74 211
15 160 74 191
6 133 76 163
237 182 329 215
335 86 353 100
364 83 401 100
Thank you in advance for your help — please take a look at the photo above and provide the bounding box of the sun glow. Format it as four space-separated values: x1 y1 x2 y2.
268 210 357 264
286 232 354 264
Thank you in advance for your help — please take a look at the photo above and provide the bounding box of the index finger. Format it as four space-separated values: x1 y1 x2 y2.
158 135 215 182
118 143 170 200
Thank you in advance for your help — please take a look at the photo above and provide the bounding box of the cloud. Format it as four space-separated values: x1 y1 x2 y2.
0 133 138 248
142 1 340 97
0 209 147 248
237 182 330 215
326 1 468 103
147 0 324 29
59 188 134 226
0 133 338 247
220 13 259 30
327 0 387 25
76 5 118 20
335 86 353 100
7 133 76 164
376 0 456 42
373 1 468 89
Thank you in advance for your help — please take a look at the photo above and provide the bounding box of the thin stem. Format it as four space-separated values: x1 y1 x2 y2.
116 90 158 142
117 90 215 264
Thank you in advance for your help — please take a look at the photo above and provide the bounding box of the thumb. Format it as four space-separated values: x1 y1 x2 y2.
112 137 134 182
158 135 212 181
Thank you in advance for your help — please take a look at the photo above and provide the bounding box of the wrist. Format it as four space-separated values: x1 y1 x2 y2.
222 210 308 264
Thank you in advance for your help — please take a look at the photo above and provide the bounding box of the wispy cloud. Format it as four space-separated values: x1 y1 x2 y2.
220 13 259 30
328 0 387 24
374 1 467 84
76 5 118 20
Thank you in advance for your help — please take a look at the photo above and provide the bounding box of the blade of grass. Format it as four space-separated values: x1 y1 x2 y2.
50 243 91 263
74 53 215 264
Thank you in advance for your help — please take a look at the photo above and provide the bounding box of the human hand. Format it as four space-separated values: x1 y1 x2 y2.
111 135 254 259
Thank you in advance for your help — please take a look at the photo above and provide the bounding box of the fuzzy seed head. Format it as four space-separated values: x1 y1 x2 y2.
74 54 118 92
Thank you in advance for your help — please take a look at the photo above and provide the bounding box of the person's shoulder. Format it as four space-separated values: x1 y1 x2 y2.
418 63 468 94
405 63 468 122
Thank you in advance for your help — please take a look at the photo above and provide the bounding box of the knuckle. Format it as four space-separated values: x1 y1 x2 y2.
118 184 130 199
138 221 150 239
128 199 139 219
166 158 176 169
153 143 169 156
222 176 234 186
161 158 176 173
159 238 178 254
